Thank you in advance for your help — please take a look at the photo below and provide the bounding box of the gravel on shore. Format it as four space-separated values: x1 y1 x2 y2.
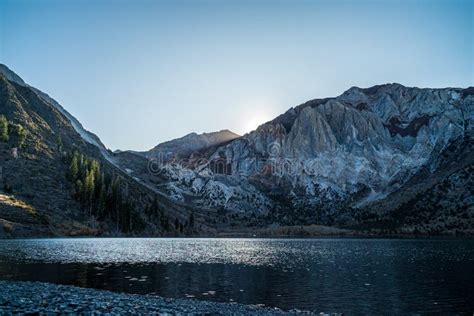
0 281 315 315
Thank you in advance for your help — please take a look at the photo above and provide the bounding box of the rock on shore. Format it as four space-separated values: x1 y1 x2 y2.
0 281 314 315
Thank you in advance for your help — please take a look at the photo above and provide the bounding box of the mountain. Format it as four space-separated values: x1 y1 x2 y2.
0 64 216 238
125 83 473 235
0 64 107 151
144 130 240 160
1 62 472 237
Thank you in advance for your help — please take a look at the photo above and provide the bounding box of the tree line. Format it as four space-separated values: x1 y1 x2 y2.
67 149 147 233
66 149 196 234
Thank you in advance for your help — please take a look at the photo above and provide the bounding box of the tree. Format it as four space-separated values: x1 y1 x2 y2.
69 155 79 181
90 160 101 182
84 170 95 202
65 149 152 234
75 179 83 200
13 124 26 148
162 217 170 231
0 115 9 142
175 218 180 230
160 209 168 230
97 182 107 219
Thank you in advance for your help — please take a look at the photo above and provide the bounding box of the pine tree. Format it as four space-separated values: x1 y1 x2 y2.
85 170 95 194
75 179 83 201
91 160 101 183
111 176 121 231
69 155 79 181
78 154 85 178
64 149 152 234
159 207 167 230
147 197 159 218
84 169 95 215
97 182 107 220
175 218 180 230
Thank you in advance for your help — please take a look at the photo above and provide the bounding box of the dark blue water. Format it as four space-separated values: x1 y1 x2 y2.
0 238 472 313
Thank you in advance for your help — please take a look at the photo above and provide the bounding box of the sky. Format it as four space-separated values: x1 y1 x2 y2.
0 0 472 151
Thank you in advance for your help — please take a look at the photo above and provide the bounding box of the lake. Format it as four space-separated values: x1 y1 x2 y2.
0 238 472 313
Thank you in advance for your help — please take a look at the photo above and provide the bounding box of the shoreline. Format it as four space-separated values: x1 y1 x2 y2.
0 281 314 315
2 217 473 239
1 232 474 240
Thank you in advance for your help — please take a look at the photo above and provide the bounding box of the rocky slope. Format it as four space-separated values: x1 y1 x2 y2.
124 83 474 234
0 64 216 237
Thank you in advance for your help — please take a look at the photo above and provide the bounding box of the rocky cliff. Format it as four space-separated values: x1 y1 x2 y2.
132 83 473 234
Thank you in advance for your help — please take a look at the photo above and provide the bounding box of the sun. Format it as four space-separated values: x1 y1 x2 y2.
245 116 263 132
242 110 272 134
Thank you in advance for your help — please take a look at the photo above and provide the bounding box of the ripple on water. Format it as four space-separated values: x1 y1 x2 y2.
0 238 472 269
0 238 473 313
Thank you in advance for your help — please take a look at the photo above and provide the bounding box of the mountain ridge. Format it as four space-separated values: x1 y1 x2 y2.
144 129 240 160
0 64 219 238
1 63 472 237
124 82 473 234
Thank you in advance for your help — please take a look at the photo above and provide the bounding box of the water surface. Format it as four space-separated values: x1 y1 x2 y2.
0 238 472 313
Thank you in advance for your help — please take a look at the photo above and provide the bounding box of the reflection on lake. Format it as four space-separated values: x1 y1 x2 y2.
0 238 473 313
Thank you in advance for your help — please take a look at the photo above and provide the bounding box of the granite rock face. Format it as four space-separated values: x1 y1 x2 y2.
143 84 473 232
220 84 471 194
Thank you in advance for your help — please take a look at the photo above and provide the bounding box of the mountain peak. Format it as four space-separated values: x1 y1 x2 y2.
343 83 406 95
0 64 27 86
146 129 240 158
202 129 240 138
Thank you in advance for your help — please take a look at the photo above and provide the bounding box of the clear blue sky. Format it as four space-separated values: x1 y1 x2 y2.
0 0 472 151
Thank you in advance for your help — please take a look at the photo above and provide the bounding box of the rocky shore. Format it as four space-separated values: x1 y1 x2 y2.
0 281 314 315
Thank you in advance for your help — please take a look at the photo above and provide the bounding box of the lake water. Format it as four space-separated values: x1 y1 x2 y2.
0 238 473 313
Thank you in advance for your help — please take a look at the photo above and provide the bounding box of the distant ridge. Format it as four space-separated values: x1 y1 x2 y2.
145 129 240 159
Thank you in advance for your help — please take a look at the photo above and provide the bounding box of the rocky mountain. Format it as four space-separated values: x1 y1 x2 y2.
121 83 473 235
144 130 240 160
0 64 217 238
0 64 107 151
1 62 472 237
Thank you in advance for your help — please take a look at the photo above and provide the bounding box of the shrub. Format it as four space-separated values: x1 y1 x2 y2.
0 115 9 142
13 124 26 148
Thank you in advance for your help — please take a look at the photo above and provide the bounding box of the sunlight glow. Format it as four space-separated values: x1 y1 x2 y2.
241 110 273 134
